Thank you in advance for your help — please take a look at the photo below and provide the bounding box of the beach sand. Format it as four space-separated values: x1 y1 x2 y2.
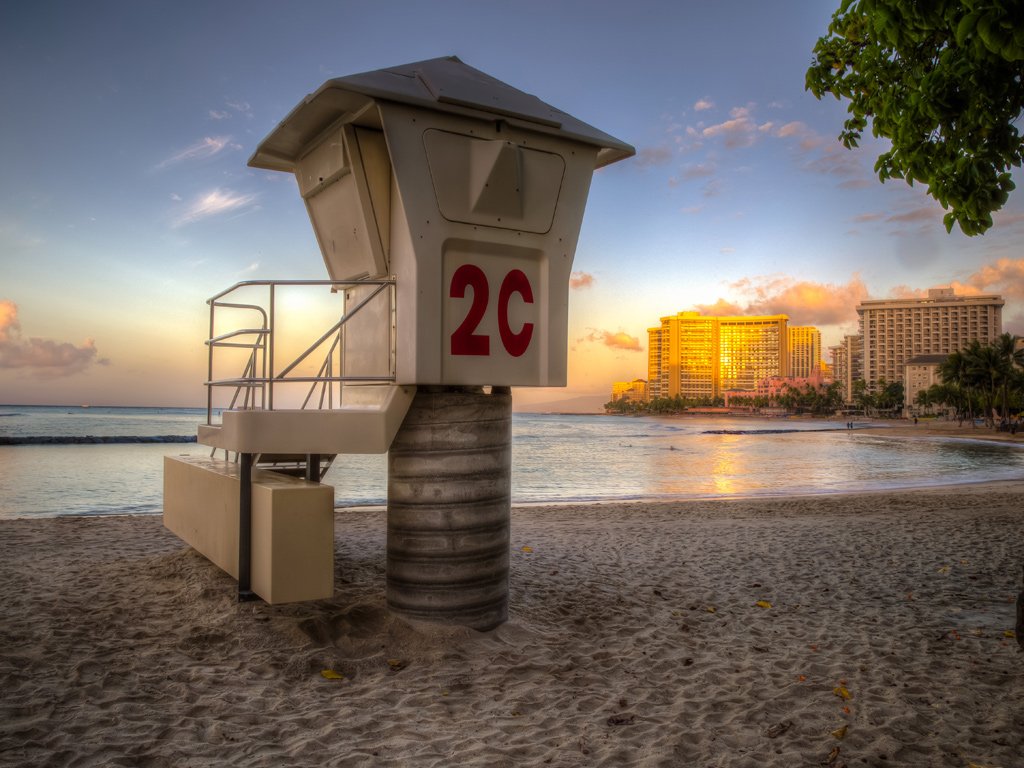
860 418 1024 446
2 484 1022 767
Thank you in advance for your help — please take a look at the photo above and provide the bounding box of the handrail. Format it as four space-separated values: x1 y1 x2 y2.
204 277 396 426
207 328 270 346
207 278 394 305
276 282 390 379
207 375 392 385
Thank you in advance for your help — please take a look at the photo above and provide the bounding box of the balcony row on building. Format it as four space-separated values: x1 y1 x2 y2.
829 288 1004 405
645 312 825 402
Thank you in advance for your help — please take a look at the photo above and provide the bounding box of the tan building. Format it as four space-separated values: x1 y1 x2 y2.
647 312 789 400
829 334 863 404
610 379 648 404
788 326 822 378
904 354 948 414
857 288 1003 392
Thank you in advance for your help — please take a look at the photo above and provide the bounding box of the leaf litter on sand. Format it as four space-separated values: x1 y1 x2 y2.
821 745 845 767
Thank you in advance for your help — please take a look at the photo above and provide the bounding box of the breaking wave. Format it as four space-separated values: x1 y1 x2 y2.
0 435 198 445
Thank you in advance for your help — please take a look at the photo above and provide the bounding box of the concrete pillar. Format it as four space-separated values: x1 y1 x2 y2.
386 385 511 630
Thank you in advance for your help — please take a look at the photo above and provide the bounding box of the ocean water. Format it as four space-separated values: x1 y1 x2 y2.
1 405 1022 519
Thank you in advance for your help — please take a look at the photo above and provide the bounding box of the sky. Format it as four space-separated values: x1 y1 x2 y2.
1 1 1022 411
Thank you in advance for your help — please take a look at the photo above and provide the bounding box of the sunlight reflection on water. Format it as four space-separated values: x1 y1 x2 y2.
331 414 1024 505
1 411 1022 518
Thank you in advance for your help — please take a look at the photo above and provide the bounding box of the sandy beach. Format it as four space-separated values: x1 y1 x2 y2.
2 483 1022 767
860 418 1024 446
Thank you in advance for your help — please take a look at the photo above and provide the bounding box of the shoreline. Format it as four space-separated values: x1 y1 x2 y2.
2 484 1022 766
603 409 1024 445
5 474 1024 521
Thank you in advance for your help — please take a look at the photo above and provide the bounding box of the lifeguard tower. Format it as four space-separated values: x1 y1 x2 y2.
163 57 633 627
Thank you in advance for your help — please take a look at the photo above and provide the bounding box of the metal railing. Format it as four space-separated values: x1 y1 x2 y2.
205 278 396 426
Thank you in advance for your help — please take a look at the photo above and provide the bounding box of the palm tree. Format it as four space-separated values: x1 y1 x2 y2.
964 339 1008 427
914 388 931 415
939 350 974 425
851 378 874 416
992 333 1023 421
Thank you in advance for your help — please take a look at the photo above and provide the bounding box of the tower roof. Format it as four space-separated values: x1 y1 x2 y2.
250 56 635 172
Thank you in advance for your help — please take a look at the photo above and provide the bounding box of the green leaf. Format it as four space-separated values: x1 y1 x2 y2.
955 11 980 46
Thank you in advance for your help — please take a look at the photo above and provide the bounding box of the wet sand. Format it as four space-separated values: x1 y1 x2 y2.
860 417 1024 446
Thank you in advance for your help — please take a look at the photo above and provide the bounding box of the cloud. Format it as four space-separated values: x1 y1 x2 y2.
803 145 865 178
569 272 594 290
579 329 642 352
0 300 108 376
993 211 1024 226
0 300 17 342
689 263 1023 333
702 178 723 197
776 123 803 139
209 100 252 121
737 275 871 325
156 136 237 169
682 163 715 180
702 116 758 148
634 146 673 168
693 298 745 315
839 179 875 189
887 206 942 224
774 121 824 152
226 100 253 118
174 188 257 226
775 124 880 190
851 202 945 233
700 105 774 149
709 275 871 326
694 99 714 112
0 220 43 250
956 257 1024 301
887 285 928 299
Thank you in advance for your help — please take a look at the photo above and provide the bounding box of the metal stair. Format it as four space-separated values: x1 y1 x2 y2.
198 278 412 459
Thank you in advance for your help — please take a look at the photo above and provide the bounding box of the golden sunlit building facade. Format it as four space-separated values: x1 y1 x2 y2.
647 312 789 400
610 379 648 404
788 326 821 378
647 326 665 400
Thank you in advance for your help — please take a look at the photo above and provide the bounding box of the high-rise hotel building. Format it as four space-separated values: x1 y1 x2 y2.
788 326 822 378
829 334 863 404
647 312 789 400
857 288 1003 390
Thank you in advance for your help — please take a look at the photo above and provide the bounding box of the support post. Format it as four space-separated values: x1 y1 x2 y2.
238 452 256 602
386 386 511 630
306 453 321 483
